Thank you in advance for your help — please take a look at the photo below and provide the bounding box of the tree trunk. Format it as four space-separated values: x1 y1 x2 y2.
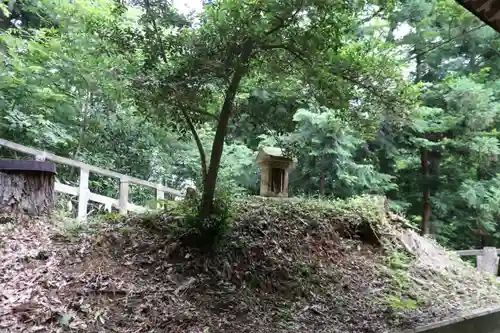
199 67 245 218
415 41 431 236
428 150 441 235
319 171 325 197
0 171 55 216
377 142 397 200
476 166 489 246
420 148 430 235
199 41 253 219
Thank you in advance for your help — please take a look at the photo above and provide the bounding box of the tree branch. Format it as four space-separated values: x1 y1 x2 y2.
265 16 286 37
264 0 304 36
407 23 486 61
258 43 308 63
359 7 384 25
337 72 397 104
175 94 220 122
144 0 168 63
179 107 208 179
193 108 220 121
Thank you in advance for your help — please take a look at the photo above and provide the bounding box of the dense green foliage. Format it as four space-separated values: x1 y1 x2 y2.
1 0 500 250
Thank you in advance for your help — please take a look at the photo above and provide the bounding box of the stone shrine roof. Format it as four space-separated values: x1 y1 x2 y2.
256 147 296 166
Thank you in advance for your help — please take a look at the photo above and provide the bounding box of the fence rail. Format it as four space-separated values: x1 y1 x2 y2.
456 246 500 276
0 138 182 220
456 249 500 256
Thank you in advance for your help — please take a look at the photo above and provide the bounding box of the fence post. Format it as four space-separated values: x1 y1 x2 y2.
77 168 89 221
477 247 498 275
156 185 164 209
119 178 129 215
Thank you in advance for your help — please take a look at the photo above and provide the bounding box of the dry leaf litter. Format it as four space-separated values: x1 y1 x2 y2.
1 196 500 333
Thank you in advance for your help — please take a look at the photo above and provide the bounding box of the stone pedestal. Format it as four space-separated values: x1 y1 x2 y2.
477 247 499 276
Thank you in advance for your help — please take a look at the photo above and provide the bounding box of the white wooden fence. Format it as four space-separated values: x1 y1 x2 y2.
456 247 500 276
0 138 182 220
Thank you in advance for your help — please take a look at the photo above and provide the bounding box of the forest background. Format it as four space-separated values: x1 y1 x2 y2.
1 0 500 250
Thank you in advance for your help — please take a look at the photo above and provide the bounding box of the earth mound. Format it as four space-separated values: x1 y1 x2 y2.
1 195 500 333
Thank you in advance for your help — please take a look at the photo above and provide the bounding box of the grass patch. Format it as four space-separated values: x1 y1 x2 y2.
378 246 424 323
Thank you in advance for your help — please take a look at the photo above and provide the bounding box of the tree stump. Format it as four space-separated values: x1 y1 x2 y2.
0 159 56 216
185 187 197 201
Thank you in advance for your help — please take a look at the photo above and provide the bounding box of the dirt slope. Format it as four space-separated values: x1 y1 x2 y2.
1 196 500 333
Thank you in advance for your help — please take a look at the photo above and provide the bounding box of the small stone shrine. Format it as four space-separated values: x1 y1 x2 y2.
256 147 294 198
